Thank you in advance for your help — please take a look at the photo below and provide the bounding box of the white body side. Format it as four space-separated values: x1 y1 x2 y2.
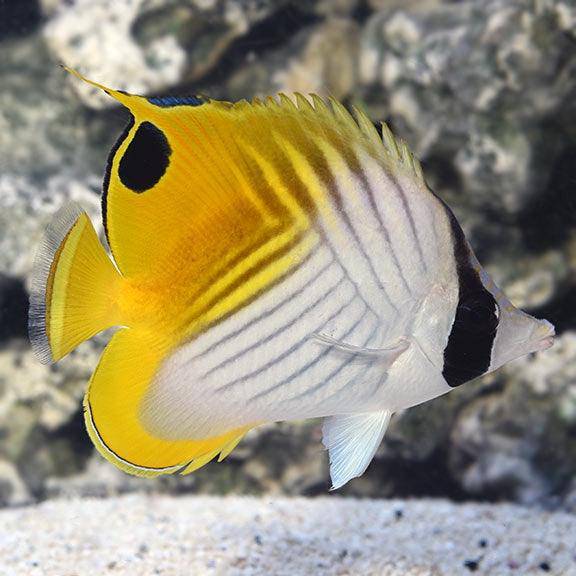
140 152 458 441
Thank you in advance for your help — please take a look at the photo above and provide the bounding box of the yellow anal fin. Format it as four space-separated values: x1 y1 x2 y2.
180 448 221 475
217 434 244 462
84 328 250 477
179 432 246 474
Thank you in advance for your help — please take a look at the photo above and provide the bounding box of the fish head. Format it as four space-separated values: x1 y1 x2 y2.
488 300 555 372
474 262 555 372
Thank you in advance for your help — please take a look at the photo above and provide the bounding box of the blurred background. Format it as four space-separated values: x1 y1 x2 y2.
0 0 575 511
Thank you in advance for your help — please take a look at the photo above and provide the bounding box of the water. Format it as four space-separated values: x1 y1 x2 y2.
0 0 575 513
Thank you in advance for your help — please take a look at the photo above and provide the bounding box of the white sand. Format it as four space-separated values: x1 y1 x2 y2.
0 495 575 576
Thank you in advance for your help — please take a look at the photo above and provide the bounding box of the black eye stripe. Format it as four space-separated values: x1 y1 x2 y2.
118 121 171 193
440 205 499 387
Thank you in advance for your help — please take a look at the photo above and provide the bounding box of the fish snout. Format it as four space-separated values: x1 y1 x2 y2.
529 319 555 352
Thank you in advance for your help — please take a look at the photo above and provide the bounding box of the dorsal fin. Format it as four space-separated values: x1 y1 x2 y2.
65 69 425 282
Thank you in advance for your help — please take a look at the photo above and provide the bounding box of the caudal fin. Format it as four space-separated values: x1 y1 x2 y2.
29 203 123 364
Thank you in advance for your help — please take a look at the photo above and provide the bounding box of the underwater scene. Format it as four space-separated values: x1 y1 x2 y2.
0 0 575 574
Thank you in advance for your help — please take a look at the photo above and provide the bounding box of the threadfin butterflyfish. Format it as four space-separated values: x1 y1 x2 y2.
28 69 555 489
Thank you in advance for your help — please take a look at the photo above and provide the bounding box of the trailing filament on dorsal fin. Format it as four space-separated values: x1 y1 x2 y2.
62 65 135 108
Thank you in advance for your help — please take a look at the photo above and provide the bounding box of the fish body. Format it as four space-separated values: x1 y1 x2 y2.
29 71 554 488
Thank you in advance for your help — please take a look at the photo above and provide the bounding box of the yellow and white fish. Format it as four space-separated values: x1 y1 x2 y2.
29 70 555 489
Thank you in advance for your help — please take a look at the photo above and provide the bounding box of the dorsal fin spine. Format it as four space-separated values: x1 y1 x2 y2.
329 98 360 136
278 93 297 110
380 122 400 158
399 140 412 167
295 92 314 112
310 94 330 116
352 105 382 150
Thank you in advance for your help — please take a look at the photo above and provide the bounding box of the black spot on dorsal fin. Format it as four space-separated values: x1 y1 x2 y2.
118 121 171 193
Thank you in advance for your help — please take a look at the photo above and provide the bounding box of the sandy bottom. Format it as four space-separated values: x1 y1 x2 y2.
0 494 575 575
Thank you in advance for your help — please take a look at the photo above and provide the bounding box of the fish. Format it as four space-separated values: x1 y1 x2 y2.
28 69 555 490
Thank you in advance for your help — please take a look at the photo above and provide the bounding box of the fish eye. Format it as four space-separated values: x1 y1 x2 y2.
456 292 499 334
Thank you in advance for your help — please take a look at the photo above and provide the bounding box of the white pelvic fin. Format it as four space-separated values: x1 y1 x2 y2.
322 410 392 490
313 333 409 366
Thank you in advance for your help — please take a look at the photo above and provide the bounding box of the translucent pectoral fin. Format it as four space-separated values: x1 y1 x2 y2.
322 411 392 490
313 333 409 366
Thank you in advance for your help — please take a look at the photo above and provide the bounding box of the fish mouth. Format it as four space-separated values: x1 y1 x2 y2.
532 335 555 352
529 320 555 352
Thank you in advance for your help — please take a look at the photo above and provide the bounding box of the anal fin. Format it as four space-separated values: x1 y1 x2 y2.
322 411 392 490
180 432 246 474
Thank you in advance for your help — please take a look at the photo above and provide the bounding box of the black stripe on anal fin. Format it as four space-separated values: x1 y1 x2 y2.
441 204 499 387
119 121 172 193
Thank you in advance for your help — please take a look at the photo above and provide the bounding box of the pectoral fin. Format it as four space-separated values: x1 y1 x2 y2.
322 411 392 490
314 333 409 366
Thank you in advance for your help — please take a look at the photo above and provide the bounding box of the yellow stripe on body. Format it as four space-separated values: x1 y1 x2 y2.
174 118 351 339
245 146 311 229
171 119 333 340
180 226 318 338
167 109 283 228
195 109 287 223
279 138 339 233
183 138 310 301
195 231 318 331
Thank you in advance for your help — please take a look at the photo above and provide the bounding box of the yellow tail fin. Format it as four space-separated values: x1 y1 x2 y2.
29 203 123 364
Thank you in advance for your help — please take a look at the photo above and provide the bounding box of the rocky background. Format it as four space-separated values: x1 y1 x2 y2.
0 0 575 510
